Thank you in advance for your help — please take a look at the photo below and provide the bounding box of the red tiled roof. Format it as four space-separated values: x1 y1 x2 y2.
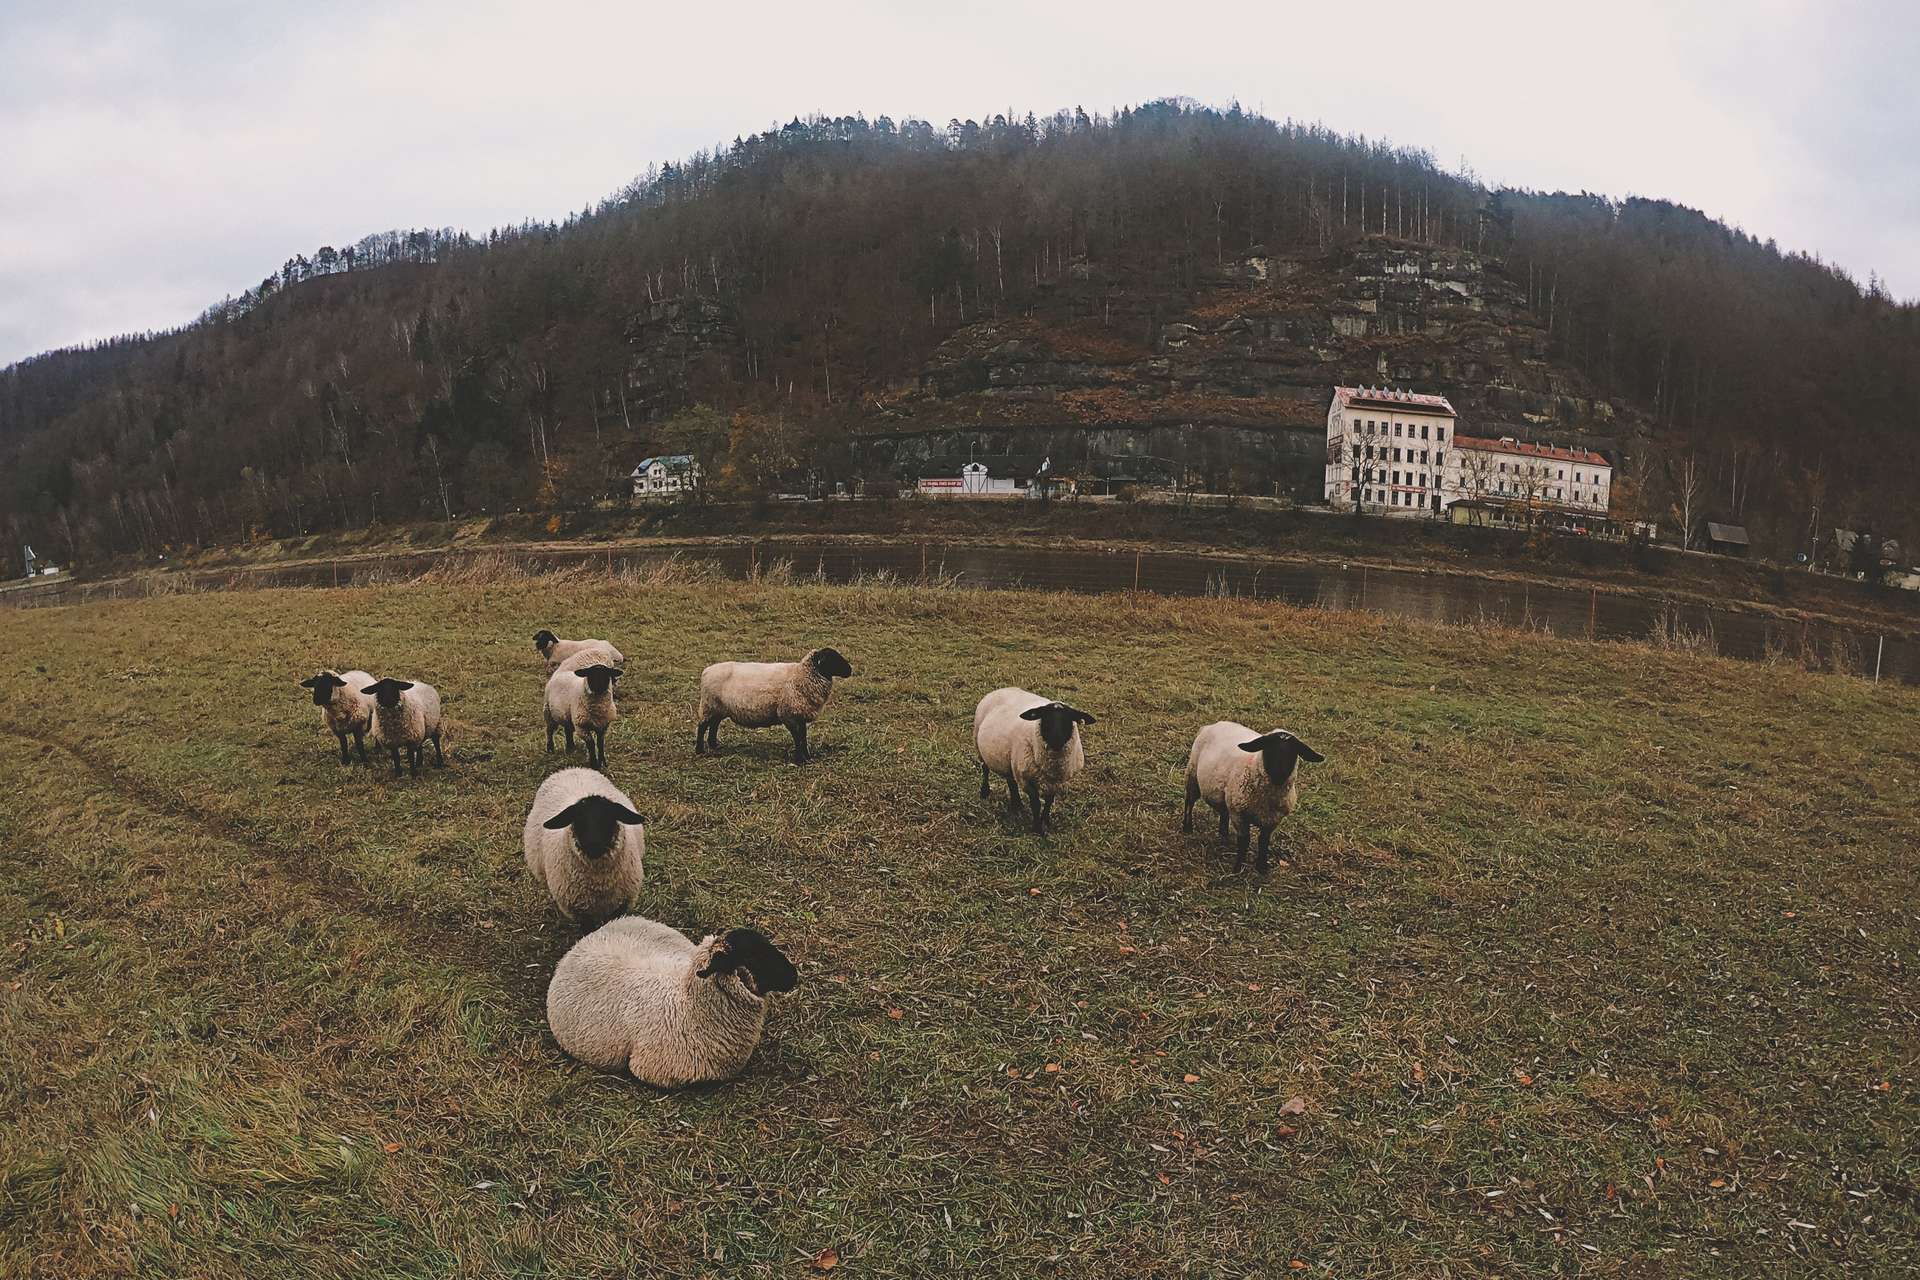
1332 385 1455 415
1453 434 1609 467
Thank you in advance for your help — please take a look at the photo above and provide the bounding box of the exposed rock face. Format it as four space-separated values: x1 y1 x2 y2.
886 238 1635 493
624 298 744 419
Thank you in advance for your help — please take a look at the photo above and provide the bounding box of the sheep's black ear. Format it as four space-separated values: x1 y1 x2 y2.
543 800 584 830
361 685 381 695
391 680 414 691
1295 740 1325 763
533 630 556 649
299 676 320 688
695 940 737 979
1071 708 1096 726
612 803 645 825
576 664 615 680
1237 738 1265 753
1019 706 1047 721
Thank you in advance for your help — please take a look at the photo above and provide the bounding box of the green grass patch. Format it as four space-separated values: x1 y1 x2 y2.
0 579 1914 1277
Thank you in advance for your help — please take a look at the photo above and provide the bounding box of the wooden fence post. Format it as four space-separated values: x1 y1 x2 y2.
1134 549 1142 592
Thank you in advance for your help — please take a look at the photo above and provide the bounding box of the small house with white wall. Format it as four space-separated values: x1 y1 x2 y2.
630 455 701 500
918 462 1023 497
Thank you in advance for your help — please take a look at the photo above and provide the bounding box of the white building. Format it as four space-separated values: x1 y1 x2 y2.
1323 385 1457 515
1447 435 1612 524
630 455 701 500
1323 385 1612 524
918 462 1022 497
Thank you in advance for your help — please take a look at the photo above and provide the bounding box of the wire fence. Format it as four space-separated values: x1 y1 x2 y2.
3 538 1911 685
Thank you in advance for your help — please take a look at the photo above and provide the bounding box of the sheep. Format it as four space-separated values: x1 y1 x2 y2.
299 669 374 764
544 660 621 769
695 647 853 764
534 630 625 675
360 677 445 777
546 915 798 1087
1183 722 1325 873
523 767 646 927
973 687 1095 835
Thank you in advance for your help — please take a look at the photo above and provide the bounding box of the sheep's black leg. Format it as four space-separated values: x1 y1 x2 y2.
1233 819 1251 871
1182 778 1199 832
1042 795 1055 831
352 728 368 764
1255 824 1273 874
389 745 403 778
1217 806 1229 844
1026 781 1045 834
788 720 808 764
1006 774 1023 814
563 722 575 752
979 761 991 800
432 732 445 767
336 730 351 764
694 720 705 754
547 722 556 752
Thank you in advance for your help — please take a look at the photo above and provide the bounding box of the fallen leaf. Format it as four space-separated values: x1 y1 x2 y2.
1118 945 1137 955
1156 1171 1170 1185
1410 1063 1426 1083
886 1008 902 1020
1709 1178 1726 1189
1028 887 1042 897
1247 982 1262 991
811 1246 840 1271
1289 1261 1308 1271
166 1203 179 1221
1655 1157 1666 1172
1272 1124 1297 1138
1606 1183 1615 1200
383 1142 404 1153
1045 1063 1061 1074
1007 1067 1021 1078
1183 1073 1201 1084
1515 1072 1534 1086
1278 1096 1308 1116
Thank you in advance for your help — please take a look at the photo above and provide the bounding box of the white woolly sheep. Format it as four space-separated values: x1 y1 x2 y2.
299 669 374 764
546 916 798 1087
534 630 625 675
523 767 646 928
545 660 621 769
973 687 1095 835
361 677 445 777
1184 721 1325 873
695 647 853 764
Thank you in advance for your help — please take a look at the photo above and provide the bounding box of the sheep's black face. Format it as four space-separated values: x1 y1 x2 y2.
810 647 853 679
700 928 797 995
1238 731 1325 785
301 673 344 707
361 678 413 709
546 794 645 860
1020 701 1096 751
533 629 558 655
577 664 620 695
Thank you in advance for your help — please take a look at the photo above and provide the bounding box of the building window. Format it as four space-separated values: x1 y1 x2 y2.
1437 427 1446 441
1421 423 1430 439
1395 423 1403 437
1393 447 1401 462
1436 451 1444 466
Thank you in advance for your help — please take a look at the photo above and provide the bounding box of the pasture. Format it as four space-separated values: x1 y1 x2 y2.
0 565 1914 1277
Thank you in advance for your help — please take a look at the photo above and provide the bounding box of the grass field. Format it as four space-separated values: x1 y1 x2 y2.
0 566 1915 1277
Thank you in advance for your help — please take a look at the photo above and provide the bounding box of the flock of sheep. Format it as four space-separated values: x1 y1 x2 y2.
298 627 1324 1089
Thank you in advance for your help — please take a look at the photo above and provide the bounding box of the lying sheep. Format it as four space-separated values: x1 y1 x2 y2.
299 669 374 764
361 677 445 777
534 630 625 675
545 660 621 769
546 916 798 1087
973 687 1095 835
523 767 646 927
1184 722 1325 873
696 647 853 764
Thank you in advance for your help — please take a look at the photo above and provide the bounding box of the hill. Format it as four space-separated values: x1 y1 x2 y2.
3 100 1917 568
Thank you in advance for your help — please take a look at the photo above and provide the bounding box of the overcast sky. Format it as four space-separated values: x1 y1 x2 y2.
3 0 1915 367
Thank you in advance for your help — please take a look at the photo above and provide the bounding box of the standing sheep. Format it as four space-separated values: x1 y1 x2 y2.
299 669 374 764
696 647 853 764
545 661 621 769
973 687 1095 835
534 630 625 675
523 767 646 927
361 677 445 778
1184 722 1325 873
546 916 798 1087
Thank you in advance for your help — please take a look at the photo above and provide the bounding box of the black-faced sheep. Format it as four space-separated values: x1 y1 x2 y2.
695 647 853 764
545 661 621 770
299 669 373 764
1184 721 1324 872
973 687 1095 835
361 677 445 777
523 767 646 927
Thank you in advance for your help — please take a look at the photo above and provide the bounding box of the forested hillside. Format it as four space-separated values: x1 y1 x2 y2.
3 99 1916 568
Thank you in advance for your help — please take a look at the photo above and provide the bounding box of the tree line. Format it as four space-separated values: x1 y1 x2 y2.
2 98 1914 570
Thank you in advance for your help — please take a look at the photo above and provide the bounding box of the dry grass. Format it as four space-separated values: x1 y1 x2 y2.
0 579 1915 1277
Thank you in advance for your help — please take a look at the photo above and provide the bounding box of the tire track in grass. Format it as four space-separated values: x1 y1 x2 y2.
0 720 561 993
